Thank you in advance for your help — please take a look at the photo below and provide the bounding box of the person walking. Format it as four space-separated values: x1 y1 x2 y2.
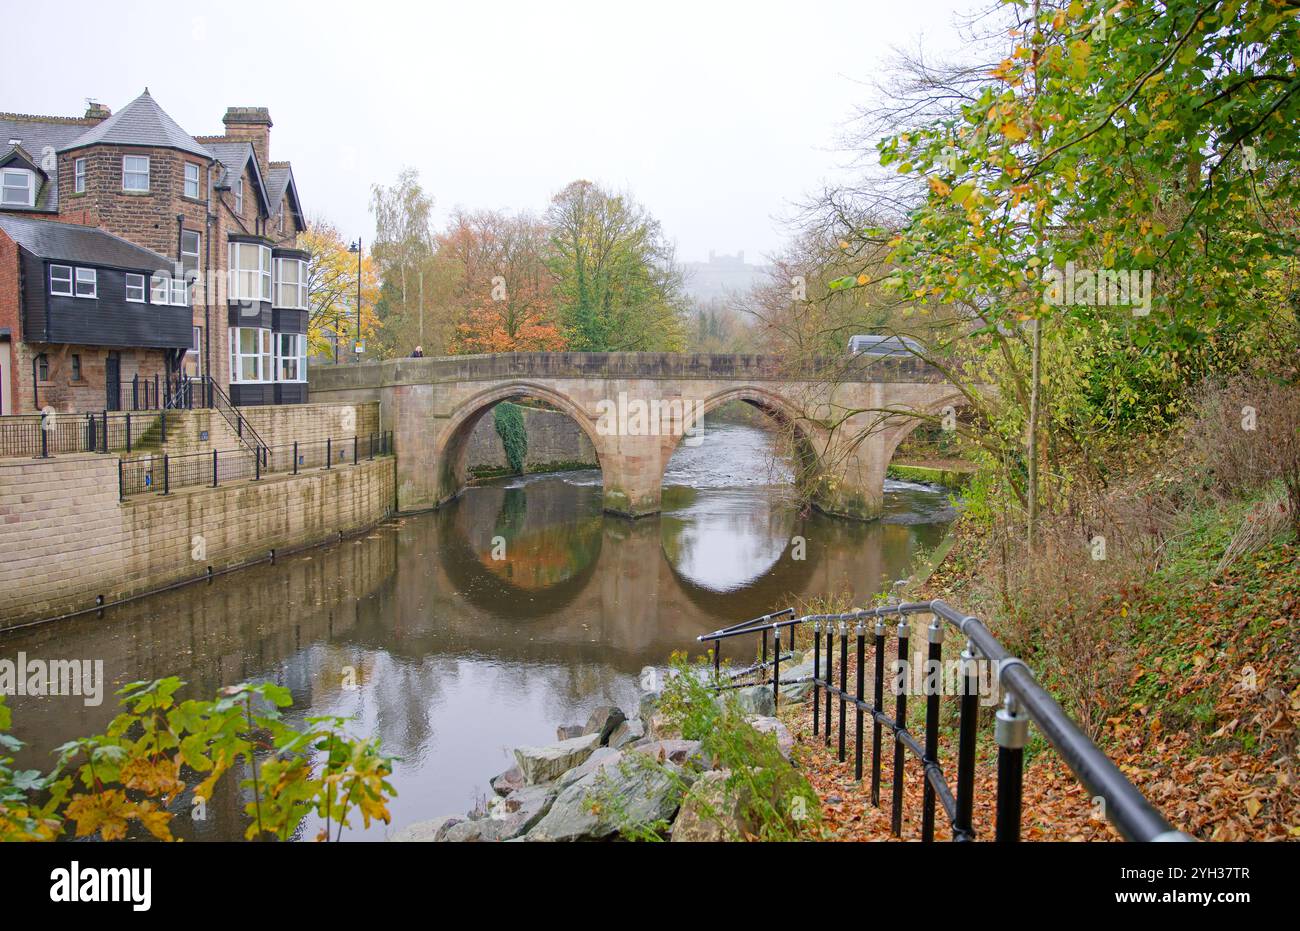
411 346 424 358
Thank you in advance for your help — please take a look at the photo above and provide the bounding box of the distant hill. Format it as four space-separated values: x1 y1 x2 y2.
681 251 771 304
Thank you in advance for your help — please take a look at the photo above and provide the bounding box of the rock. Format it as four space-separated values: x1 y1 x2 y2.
778 657 816 703
608 718 644 749
630 738 705 768
747 716 794 760
441 784 557 842
513 733 601 785
390 814 462 842
489 764 525 797
670 770 758 842
557 746 621 789
556 724 586 741
734 684 776 717
638 689 660 727
647 710 681 741
525 753 685 842
582 705 627 746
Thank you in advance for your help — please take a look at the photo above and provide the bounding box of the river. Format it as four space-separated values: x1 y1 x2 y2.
0 419 956 840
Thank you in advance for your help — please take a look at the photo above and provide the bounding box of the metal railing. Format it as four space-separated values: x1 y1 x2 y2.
0 410 167 458
698 599 1190 843
118 431 392 498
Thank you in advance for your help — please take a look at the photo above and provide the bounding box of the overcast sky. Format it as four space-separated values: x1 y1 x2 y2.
8 0 977 263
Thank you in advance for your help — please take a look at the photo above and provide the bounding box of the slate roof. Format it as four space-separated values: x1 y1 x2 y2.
0 213 172 271
202 140 270 213
0 116 93 213
59 90 213 160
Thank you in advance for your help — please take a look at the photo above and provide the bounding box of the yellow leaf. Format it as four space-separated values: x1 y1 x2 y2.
1002 121 1027 143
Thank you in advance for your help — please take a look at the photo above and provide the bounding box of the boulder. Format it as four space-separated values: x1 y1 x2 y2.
670 770 758 842
746 716 794 760
556 724 586 740
557 746 620 789
778 657 816 703
734 684 776 717
646 710 681 741
489 764 525 797
608 718 644 749
513 733 600 786
630 738 705 768
441 784 557 842
582 705 627 745
525 754 685 842
638 690 660 727
390 814 462 842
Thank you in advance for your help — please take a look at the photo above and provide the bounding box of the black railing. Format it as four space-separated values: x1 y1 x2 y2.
106 373 166 413
698 600 1190 843
119 431 391 498
0 410 166 458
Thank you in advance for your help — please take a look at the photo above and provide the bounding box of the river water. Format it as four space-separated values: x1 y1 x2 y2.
1 420 956 840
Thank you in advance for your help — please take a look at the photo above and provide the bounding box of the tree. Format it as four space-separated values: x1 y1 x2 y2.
370 169 437 358
301 218 380 361
546 180 688 351
444 209 566 353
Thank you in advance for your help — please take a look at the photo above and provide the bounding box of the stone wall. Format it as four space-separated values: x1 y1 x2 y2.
0 452 394 627
465 405 597 475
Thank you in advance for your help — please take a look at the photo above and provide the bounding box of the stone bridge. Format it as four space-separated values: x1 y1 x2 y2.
308 352 967 520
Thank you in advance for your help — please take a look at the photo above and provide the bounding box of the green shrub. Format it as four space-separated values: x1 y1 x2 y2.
493 402 528 474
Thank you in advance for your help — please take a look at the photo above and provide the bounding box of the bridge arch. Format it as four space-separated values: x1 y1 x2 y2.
432 380 605 506
877 388 973 474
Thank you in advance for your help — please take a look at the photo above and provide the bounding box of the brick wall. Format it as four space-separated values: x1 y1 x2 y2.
0 453 395 627
237 401 381 447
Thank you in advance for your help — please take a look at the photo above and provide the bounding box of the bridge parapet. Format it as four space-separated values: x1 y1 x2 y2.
309 351 946 394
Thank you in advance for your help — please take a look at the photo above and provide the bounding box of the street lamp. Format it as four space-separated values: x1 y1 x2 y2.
348 239 363 361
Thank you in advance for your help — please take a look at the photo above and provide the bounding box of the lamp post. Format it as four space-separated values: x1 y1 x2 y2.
348 238 362 361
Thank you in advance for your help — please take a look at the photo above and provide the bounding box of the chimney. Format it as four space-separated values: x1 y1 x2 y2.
222 106 272 168
84 101 111 123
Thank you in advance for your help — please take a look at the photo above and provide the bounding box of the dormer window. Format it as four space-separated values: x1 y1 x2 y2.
122 155 150 192
1 168 35 206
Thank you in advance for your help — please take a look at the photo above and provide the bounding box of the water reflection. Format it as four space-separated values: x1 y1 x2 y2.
0 421 955 840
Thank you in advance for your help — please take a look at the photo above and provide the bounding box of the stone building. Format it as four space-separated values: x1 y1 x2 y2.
0 90 307 414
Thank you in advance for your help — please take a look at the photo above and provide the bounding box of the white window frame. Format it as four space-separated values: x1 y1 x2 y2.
74 267 97 299
74 158 86 194
273 257 307 310
50 264 73 296
277 202 284 233
1 168 34 206
229 242 272 302
122 155 150 192
181 230 201 300
184 162 200 199
186 325 203 375
229 326 272 383
234 177 244 214
125 272 146 303
151 273 170 304
275 332 307 382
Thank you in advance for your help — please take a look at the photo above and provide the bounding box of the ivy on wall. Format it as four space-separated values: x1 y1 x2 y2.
493 402 528 474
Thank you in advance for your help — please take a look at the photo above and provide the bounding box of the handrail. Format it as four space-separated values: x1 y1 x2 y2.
696 599 1190 843
204 376 270 461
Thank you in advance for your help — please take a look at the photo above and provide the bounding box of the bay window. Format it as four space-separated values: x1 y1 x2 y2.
228 242 271 302
273 256 307 309
276 333 307 382
230 327 272 383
